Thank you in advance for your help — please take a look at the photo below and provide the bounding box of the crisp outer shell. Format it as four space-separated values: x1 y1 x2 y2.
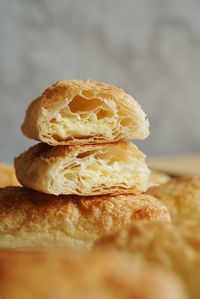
96 221 200 299
0 187 170 249
14 141 151 196
21 79 149 145
147 177 200 223
0 249 186 299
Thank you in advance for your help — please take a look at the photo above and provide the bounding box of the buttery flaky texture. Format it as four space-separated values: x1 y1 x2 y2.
0 249 186 299
0 187 170 249
21 80 149 145
147 177 200 223
96 222 200 299
0 163 20 188
15 141 151 196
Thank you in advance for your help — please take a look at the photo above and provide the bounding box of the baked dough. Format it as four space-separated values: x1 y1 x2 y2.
96 221 200 299
149 170 170 186
147 177 200 223
15 141 151 196
0 163 20 188
0 249 186 299
21 80 149 145
0 187 170 249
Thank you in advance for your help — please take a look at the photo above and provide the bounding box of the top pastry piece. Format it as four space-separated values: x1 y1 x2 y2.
21 80 149 145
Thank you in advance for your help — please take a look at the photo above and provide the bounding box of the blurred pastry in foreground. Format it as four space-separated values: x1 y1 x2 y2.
149 170 170 186
0 163 20 188
96 221 200 299
15 141 151 196
21 80 149 146
147 177 200 223
0 249 186 299
0 187 170 249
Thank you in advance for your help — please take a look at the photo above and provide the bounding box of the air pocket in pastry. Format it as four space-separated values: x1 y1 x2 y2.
21 80 149 145
15 141 151 196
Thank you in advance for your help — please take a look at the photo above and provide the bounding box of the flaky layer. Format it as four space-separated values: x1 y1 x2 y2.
21 80 149 145
147 177 200 223
15 141 151 196
97 221 200 299
0 249 186 299
0 163 20 188
0 187 170 249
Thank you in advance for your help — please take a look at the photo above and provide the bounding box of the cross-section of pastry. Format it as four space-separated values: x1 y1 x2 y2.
15 141 151 196
0 187 170 249
96 221 200 299
21 80 149 146
0 163 20 188
147 177 200 223
0 249 186 299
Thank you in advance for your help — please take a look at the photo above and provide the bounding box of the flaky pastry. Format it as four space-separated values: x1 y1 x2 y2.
0 249 186 299
15 141 151 196
0 163 20 188
0 187 170 249
97 221 200 299
147 177 200 223
21 80 149 145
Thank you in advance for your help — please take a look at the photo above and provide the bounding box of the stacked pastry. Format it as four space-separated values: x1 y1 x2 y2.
0 80 170 249
16 80 152 196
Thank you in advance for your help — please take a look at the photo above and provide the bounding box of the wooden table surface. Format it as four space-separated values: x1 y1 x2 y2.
147 155 200 176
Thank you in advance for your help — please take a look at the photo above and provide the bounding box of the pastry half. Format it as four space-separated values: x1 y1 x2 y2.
0 163 20 188
96 221 200 299
21 80 149 145
0 249 186 299
147 177 200 223
15 141 151 196
0 187 170 249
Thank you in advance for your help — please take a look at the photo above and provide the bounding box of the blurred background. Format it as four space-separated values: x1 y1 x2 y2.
0 0 200 163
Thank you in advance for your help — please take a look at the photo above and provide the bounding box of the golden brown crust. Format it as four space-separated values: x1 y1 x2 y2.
147 177 200 223
0 249 186 299
0 187 170 249
0 163 20 188
16 140 145 161
15 141 151 196
96 221 200 299
21 80 149 145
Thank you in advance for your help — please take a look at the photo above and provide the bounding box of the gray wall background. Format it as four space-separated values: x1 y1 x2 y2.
0 0 200 163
